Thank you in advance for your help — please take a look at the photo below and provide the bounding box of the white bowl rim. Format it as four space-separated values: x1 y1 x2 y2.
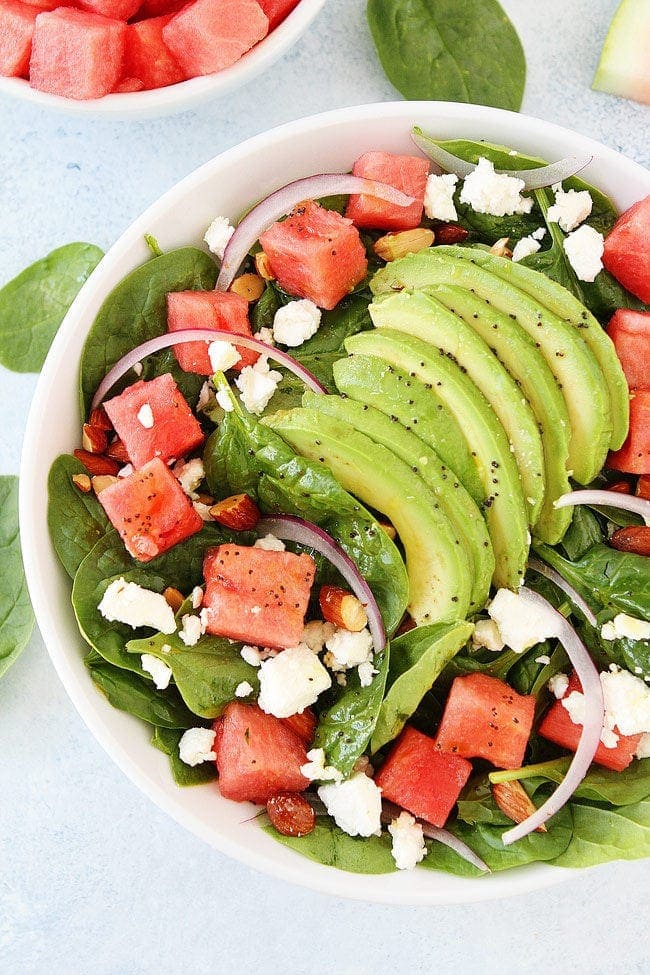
20 100 650 905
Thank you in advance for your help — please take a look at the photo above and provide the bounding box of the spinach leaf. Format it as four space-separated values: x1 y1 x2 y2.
313 647 389 777
367 0 525 111
264 817 397 874
553 797 650 868
151 727 218 786
371 621 472 753
0 476 34 679
561 506 604 562
492 757 650 806
47 454 111 579
79 247 217 416
0 243 103 373
87 654 197 728
250 282 281 332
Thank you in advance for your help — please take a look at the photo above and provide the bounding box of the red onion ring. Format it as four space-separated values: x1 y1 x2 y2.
256 514 386 653
381 800 489 872
527 556 598 627
90 329 327 411
554 489 650 527
216 174 416 291
501 587 604 845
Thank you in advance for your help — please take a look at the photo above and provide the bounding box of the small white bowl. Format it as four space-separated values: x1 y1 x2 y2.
20 102 650 904
0 0 326 119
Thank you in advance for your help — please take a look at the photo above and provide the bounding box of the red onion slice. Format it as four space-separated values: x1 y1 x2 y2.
554 489 650 527
381 800 489 872
527 556 597 627
501 587 604 845
256 514 386 653
90 329 327 411
216 174 416 291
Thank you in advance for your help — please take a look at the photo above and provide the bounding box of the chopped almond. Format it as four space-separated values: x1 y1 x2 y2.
489 237 513 258
106 438 130 464
72 473 92 494
163 586 184 613
88 406 113 432
319 584 368 632
74 449 121 476
373 228 434 262
608 480 631 494
82 423 108 455
379 521 397 540
254 251 274 281
636 476 650 501
209 493 260 531
492 780 546 831
230 273 265 302
610 525 650 557
91 474 119 495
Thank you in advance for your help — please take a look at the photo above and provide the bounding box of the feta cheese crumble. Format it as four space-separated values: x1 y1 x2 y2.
547 184 593 232
216 388 234 413
98 578 176 634
317 772 383 838
563 225 604 282
174 457 205 498
179 613 205 647
257 644 332 718
487 588 557 654
548 672 570 699
601 614 650 643
140 653 172 690
254 533 285 552
357 660 378 688
512 235 542 263
300 747 343 783
204 215 234 260
137 403 154 429
208 340 240 373
272 299 322 347
191 586 203 610
388 811 427 870
636 733 650 760
196 381 214 413
324 627 373 671
423 172 458 221
459 158 533 217
561 665 650 748
535 654 551 666
301 619 336 653
240 644 277 667
472 618 505 653
178 727 217 767
235 680 255 698
253 326 275 346
234 357 282 415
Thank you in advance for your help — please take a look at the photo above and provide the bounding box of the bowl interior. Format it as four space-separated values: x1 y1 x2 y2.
20 101 650 904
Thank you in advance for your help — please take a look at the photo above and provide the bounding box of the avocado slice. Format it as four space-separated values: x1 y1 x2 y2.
439 245 629 450
371 250 612 484
369 289 545 526
265 408 474 624
345 329 529 590
303 390 494 613
430 283 572 544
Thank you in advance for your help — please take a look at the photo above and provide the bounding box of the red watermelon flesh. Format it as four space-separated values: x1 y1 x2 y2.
114 76 145 92
375 726 472 828
0 1 38 78
606 308 650 392
162 0 269 77
103 373 204 469
98 457 203 561
135 0 185 19
345 151 430 231
259 201 368 310
256 0 298 29
281 708 317 744
123 14 185 91
214 702 309 804
20 0 60 10
202 544 316 649
603 195 650 304
77 0 140 21
166 290 256 372
29 8 126 99
608 390 650 474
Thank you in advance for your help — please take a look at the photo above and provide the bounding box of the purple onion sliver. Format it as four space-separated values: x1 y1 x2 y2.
554 489 650 527
527 557 597 628
422 826 490 873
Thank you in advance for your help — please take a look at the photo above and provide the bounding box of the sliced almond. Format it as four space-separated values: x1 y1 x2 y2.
230 273 265 302
489 237 513 258
254 251 274 281
608 480 631 494
610 525 650 557
636 475 650 501
88 406 113 432
209 493 260 530
319 584 368 632
91 474 119 495
74 449 121 477
163 586 184 613
378 521 397 540
373 228 435 262
194 492 215 506
72 473 92 494
492 780 546 831
106 438 130 464
82 423 108 454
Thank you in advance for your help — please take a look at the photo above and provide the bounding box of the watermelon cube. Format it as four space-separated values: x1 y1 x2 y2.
214 702 309 804
162 0 269 77
434 673 535 769
539 672 642 771
98 457 203 562
375 726 472 828
20 0 60 10
0 1 38 78
608 390 650 474
202 544 316 648
259 201 368 310
603 195 650 304
256 0 298 29
29 8 126 100
122 15 185 91
606 308 650 392
114 76 145 92
76 0 140 22
280 707 316 744
166 290 256 372
345 151 430 231
103 374 204 469
135 0 185 19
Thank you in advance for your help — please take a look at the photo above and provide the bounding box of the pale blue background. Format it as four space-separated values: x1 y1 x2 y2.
1 1 649 972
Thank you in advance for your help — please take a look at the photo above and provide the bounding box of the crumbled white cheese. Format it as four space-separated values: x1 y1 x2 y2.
235 357 282 415
300 747 343 783
324 627 373 671
317 772 383 838
253 326 275 346
208 340 241 373
335 673 347 687
257 644 331 718
548 672 570 699
472 619 505 653
562 665 650 748
240 644 277 667
178 727 217 766
137 403 154 429
423 172 458 221
254 533 285 552
174 458 205 499
357 660 378 687
191 586 203 610
192 501 213 522
636 733 650 760
140 653 173 690
301 619 336 653
235 680 255 698
388 811 427 871
215 388 234 413
118 464 133 479
563 225 604 282
204 215 234 260
512 235 542 263
531 227 547 241
272 299 322 347
179 613 205 647
132 361 143 376
547 185 593 232
535 654 551 666
601 614 650 643
459 158 533 217
196 381 214 413
98 578 176 634
487 588 557 653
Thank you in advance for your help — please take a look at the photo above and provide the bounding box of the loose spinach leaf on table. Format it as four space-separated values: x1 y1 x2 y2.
47 454 111 578
0 243 103 373
87 653 197 728
265 817 397 874
0 476 34 679
367 0 525 111
151 726 218 786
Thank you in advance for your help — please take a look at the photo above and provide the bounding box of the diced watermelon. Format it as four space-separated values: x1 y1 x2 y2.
539 672 642 771
259 201 368 310
202 544 316 649
166 290 256 372
214 701 309 804
256 0 298 29
103 374 204 469
98 457 203 561
114 76 145 92
0 1 38 78
345 151 430 231
136 0 185 18
435 673 535 769
603 195 650 303
375 726 472 828
606 308 650 391
77 0 140 22
162 0 268 77
281 708 316 744
122 14 185 90
20 0 60 10
608 390 650 473
29 8 126 100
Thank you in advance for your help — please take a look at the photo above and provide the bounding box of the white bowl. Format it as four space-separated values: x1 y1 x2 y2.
20 101 650 904
0 0 326 119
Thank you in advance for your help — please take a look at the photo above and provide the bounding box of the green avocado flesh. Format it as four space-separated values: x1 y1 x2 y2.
371 250 612 484
344 330 529 590
265 408 474 624
369 289 545 526
302 390 494 613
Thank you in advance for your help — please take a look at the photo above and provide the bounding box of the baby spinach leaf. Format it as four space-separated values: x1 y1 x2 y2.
151 726 218 786
264 817 397 874
561 506 604 562
0 243 103 373
79 247 217 416
494 757 650 807
0 476 34 679
552 797 650 868
367 0 525 111
47 454 111 579
87 654 197 728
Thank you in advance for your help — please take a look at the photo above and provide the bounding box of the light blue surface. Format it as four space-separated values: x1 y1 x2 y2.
1 1 649 972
